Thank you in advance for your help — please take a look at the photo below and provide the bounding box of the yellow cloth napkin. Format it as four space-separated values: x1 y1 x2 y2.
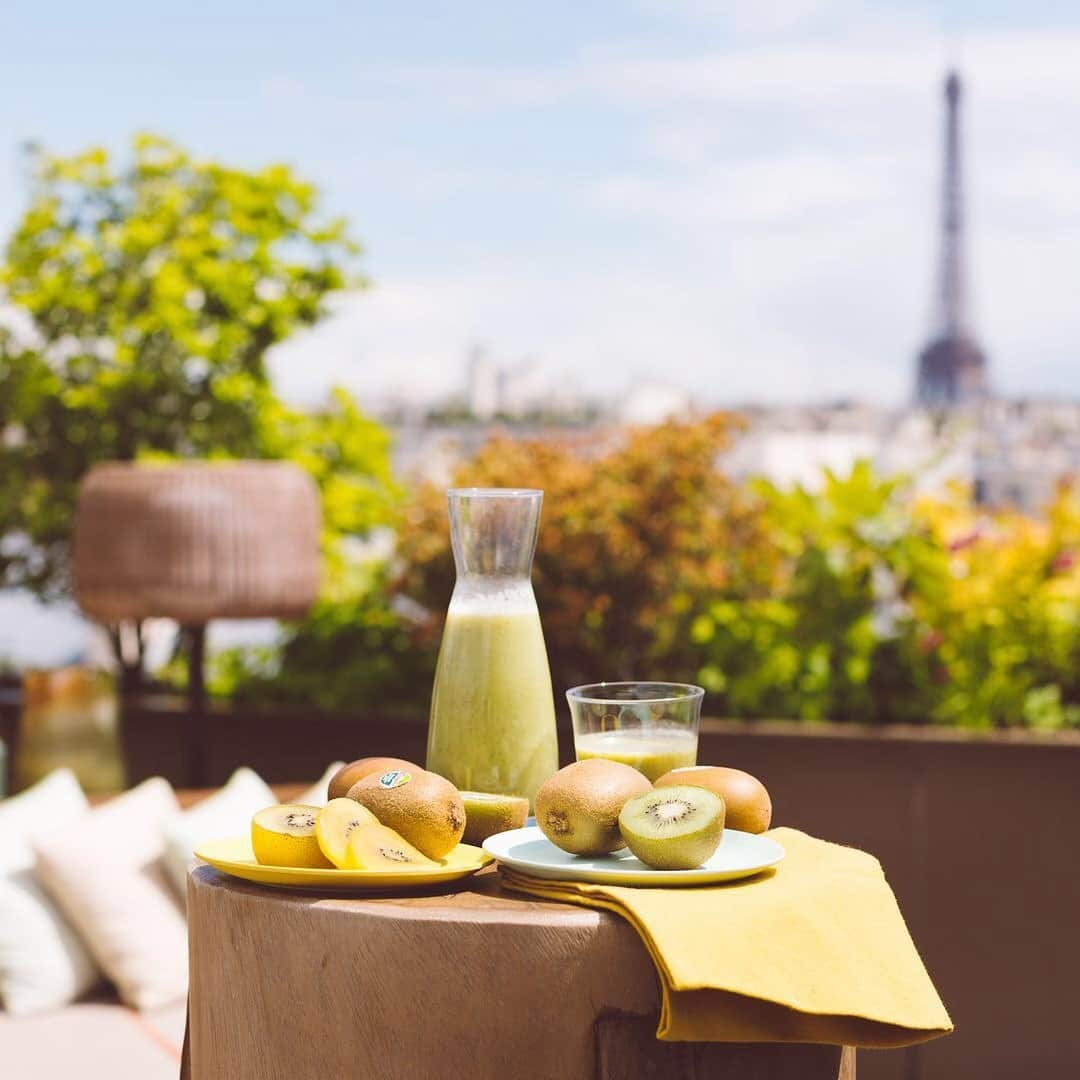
500 827 952 1048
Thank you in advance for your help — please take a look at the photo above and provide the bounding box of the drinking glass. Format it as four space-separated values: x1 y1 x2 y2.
566 682 703 782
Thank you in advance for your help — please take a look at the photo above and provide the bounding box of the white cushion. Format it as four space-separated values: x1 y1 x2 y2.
162 767 275 897
0 768 99 1015
34 777 187 1011
0 768 90 875
0 999 183 1079
296 761 346 806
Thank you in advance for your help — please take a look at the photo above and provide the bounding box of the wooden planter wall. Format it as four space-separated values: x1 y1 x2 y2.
8 694 1080 1080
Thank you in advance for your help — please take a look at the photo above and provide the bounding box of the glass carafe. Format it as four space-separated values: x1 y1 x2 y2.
426 488 558 808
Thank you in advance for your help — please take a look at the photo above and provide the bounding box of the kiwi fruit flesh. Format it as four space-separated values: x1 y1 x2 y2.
328 757 421 801
460 791 530 846
251 804 334 868
535 759 652 856
348 768 465 859
618 785 725 870
315 798 380 868
345 823 437 870
654 766 772 833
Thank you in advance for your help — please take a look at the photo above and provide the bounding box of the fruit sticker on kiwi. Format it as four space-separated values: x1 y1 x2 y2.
378 770 411 789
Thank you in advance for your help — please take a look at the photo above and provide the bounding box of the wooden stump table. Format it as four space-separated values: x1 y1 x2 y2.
183 864 855 1080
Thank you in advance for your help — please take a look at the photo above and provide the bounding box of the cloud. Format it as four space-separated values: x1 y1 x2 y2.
633 0 898 37
588 152 898 226
270 234 923 412
271 10 1080 407
269 278 500 408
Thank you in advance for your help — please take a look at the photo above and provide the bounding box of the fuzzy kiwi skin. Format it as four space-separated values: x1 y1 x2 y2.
348 769 465 859
535 759 652 856
654 766 772 833
618 786 724 870
328 757 421 801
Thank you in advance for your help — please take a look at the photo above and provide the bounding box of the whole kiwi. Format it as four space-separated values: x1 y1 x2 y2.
328 757 421 802
654 766 772 833
535 759 652 856
348 768 465 859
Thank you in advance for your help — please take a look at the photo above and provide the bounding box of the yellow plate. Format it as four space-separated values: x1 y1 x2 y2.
195 835 492 892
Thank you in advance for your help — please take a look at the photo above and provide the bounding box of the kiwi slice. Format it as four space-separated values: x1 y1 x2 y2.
460 791 530 846
617 785 725 870
345 822 438 870
316 798 380 868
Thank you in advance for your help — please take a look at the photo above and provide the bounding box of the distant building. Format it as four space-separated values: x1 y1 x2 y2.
467 345 499 421
498 359 550 419
459 345 592 421
620 380 693 426
726 400 1080 513
915 71 990 408
973 400 1080 512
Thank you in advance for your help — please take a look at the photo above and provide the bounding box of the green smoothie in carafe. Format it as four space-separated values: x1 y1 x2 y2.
425 488 559 810
427 590 558 808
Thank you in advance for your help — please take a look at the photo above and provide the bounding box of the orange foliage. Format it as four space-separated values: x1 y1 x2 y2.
397 414 772 692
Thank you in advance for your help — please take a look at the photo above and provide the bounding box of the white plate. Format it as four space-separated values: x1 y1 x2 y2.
483 826 784 887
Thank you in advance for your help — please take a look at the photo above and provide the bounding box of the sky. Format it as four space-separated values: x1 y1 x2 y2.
2 0 1080 409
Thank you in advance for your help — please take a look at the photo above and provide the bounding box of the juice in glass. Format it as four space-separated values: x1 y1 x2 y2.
574 728 697 782
567 682 704 782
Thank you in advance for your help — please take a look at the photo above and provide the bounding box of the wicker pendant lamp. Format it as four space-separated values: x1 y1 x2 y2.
74 461 321 623
73 461 321 782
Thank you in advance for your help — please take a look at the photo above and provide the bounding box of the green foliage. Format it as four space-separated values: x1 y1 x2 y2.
223 424 1080 730
246 386 401 560
685 465 1080 729
692 463 947 724
0 134 392 600
209 565 438 713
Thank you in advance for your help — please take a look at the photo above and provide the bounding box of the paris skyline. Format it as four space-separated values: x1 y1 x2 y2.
2 2 1080 408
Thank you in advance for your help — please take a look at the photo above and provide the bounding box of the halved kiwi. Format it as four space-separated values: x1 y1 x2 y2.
617 785 725 870
460 791 530 846
251 804 334 868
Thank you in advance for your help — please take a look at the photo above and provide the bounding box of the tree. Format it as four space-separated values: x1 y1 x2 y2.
0 134 396 682
397 415 772 695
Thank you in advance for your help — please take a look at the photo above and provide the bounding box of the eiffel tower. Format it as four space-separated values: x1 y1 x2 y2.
915 71 990 408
